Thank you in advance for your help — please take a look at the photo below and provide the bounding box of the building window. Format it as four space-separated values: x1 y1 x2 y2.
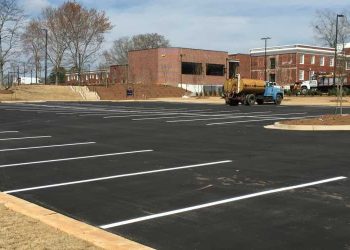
206 64 224 76
320 56 325 66
299 54 304 64
67 76 70 81
310 71 315 80
311 55 315 64
270 58 276 69
299 70 304 81
330 57 334 67
346 61 350 70
182 62 202 75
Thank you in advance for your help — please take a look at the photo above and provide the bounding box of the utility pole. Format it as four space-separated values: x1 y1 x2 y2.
17 66 19 85
261 37 271 81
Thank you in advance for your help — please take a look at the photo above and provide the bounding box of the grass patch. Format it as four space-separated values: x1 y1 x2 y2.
0 204 100 250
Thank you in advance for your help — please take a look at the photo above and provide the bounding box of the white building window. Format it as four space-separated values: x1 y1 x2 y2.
299 70 305 81
67 76 70 81
311 55 315 64
320 56 325 66
330 57 334 67
299 54 304 64
96 74 99 79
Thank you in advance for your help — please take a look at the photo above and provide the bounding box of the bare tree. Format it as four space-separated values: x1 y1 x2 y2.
0 0 25 88
58 1 112 82
312 9 350 47
41 7 68 85
102 37 131 65
131 33 170 49
102 33 170 65
21 20 44 84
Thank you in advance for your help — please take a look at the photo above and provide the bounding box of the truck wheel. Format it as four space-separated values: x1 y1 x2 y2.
301 87 308 95
245 94 255 106
275 94 282 105
257 99 264 105
229 99 239 106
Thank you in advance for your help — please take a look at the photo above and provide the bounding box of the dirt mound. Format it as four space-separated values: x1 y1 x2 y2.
280 114 350 125
0 85 82 101
0 89 14 94
89 84 187 100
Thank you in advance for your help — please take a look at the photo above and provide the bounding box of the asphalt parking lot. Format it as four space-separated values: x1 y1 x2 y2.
0 101 349 250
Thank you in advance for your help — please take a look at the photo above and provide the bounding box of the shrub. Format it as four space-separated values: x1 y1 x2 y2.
328 87 337 96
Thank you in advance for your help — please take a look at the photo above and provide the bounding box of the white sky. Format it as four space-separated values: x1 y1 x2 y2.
22 0 350 54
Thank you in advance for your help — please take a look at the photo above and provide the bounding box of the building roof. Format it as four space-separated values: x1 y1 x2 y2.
250 44 335 56
129 47 228 54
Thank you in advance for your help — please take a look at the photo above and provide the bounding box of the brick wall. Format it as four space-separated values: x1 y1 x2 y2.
229 54 251 78
109 65 128 84
128 47 228 86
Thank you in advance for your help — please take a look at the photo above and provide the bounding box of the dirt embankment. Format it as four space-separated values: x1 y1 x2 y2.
0 85 82 101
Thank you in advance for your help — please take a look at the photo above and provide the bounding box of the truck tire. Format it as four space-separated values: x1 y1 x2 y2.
274 94 282 105
257 99 264 105
301 87 308 95
245 94 256 106
229 99 239 106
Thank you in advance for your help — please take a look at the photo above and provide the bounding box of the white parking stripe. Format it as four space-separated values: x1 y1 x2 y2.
0 149 153 168
166 112 305 123
103 109 216 118
100 176 347 229
0 136 52 141
0 142 96 152
20 103 192 112
206 115 317 125
131 111 253 121
0 131 18 134
3 160 232 193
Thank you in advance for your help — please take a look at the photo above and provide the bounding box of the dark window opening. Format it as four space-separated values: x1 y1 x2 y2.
229 62 239 78
270 58 276 69
181 62 202 75
269 73 276 82
206 64 225 76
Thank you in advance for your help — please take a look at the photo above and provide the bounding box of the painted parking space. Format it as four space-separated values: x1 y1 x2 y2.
0 101 349 249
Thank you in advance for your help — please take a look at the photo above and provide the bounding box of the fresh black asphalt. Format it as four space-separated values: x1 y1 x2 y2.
0 101 349 250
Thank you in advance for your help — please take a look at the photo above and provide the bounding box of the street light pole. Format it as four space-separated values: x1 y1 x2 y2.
261 37 271 81
42 28 48 85
180 53 183 89
334 14 344 115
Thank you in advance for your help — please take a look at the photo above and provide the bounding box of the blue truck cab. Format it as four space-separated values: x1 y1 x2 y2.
256 82 284 105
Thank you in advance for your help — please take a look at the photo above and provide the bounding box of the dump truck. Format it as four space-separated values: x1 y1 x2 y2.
223 74 284 106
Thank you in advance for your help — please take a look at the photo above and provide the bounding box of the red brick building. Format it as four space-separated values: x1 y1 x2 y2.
126 47 228 93
66 69 109 85
249 44 335 85
228 54 251 79
109 65 128 84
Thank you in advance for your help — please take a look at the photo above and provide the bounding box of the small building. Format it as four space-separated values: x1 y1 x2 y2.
249 44 335 85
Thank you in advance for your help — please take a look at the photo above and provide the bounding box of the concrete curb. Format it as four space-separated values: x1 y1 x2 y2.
0 193 153 250
265 122 350 131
